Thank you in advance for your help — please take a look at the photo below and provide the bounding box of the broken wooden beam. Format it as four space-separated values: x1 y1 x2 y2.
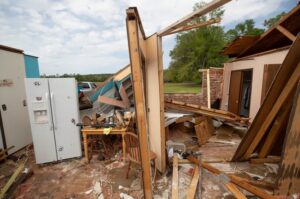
165 100 249 125
243 61 300 159
158 0 231 36
187 155 277 199
126 10 153 198
225 183 247 199
160 18 221 36
186 166 200 198
172 155 179 199
0 161 25 198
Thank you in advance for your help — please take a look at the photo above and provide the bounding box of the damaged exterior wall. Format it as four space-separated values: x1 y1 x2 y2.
145 34 166 173
202 68 223 107
221 49 289 121
164 68 223 107
165 93 204 105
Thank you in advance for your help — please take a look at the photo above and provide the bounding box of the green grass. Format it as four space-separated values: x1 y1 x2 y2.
164 83 201 94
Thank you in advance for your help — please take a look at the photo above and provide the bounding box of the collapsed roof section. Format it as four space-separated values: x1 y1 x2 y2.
221 36 259 58
222 2 300 58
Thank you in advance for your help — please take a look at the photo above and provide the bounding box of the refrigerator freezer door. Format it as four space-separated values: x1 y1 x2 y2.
48 78 82 160
25 78 57 164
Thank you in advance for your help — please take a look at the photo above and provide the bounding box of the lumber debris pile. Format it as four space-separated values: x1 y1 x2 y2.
232 35 300 196
170 153 282 199
80 110 134 129
165 100 250 126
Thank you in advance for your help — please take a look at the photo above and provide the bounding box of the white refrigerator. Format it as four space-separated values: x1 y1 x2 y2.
25 78 82 164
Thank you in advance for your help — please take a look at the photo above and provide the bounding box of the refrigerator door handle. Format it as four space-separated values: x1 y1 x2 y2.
50 92 57 130
45 93 53 130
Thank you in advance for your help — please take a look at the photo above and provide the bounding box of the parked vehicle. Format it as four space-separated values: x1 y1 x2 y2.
78 82 97 93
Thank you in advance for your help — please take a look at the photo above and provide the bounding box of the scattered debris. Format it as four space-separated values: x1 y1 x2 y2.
105 160 125 170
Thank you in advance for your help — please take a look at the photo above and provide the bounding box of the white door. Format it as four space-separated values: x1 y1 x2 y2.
48 78 82 160
25 78 57 164
0 50 32 154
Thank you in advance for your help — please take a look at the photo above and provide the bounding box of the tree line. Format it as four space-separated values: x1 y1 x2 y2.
41 73 112 82
164 1 286 83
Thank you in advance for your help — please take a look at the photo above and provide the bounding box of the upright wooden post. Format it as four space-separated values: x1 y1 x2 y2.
126 11 153 198
207 69 211 108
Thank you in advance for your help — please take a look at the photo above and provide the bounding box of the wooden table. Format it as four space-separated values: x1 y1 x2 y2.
81 128 127 163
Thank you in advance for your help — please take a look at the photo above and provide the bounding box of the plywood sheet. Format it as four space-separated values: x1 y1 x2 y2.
145 34 166 172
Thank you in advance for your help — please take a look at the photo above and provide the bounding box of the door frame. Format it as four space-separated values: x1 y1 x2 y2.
228 68 253 116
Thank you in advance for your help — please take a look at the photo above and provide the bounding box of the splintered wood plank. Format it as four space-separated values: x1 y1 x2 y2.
126 11 152 198
225 182 247 199
232 35 300 161
276 81 300 195
186 166 200 199
172 155 179 199
243 62 300 159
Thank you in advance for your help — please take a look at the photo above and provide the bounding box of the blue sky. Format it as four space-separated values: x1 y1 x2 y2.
0 0 296 75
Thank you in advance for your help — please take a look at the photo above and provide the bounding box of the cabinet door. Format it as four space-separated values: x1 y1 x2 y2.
48 78 82 160
228 71 243 114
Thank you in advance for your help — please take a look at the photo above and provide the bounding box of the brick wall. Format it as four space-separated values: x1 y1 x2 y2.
164 93 206 106
201 68 223 107
164 68 223 107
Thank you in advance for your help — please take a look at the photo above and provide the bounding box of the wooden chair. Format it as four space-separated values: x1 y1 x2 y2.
124 132 157 182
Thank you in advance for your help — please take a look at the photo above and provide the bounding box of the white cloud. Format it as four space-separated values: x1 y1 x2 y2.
0 0 290 74
222 0 285 26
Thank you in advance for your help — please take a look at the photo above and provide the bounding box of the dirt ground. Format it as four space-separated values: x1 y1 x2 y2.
0 121 278 199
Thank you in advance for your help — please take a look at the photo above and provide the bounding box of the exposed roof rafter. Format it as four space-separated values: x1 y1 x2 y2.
158 0 231 36
160 18 221 36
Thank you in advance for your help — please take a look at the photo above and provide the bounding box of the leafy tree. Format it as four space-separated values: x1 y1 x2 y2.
263 12 286 29
225 19 264 42
167 2 228 83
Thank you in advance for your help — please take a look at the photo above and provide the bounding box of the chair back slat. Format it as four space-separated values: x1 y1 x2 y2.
124 132 141 163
